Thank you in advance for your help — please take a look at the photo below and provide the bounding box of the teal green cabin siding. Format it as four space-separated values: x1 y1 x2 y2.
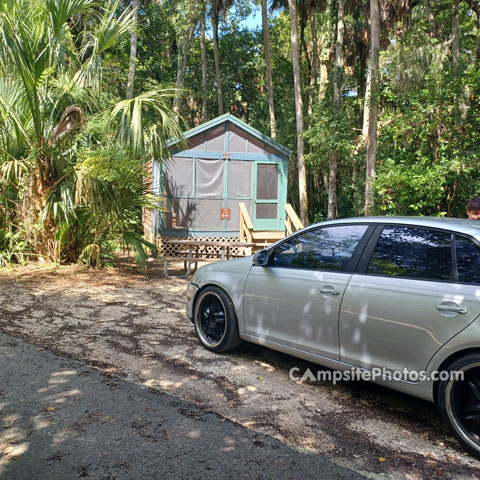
154 115 291 237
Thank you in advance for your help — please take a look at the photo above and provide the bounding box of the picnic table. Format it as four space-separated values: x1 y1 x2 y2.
160 239 255 277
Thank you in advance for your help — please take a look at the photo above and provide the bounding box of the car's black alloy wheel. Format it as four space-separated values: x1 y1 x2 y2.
438 354 480 459
194 286 241 353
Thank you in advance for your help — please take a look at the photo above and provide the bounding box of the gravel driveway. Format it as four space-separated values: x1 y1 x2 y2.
0 333 362 480
0 261 479 479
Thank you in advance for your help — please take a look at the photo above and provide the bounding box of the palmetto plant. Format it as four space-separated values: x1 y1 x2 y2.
0 0 183 265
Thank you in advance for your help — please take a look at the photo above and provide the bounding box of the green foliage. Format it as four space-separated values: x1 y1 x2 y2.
374 12 480 217
46 144 162 264
2 0 480 269
304 1 480 220
121 231 157 269
305 88 363 220
79 243 101 268
0 0 181 268
0 228 29 266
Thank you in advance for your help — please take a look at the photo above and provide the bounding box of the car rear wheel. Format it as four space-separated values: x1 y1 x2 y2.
438 353 480 459
194 286 241 353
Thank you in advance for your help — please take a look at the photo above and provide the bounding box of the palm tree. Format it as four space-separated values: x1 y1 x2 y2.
126 0 139 100
0 0 183 265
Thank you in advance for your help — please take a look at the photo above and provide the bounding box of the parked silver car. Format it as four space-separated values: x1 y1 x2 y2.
186 217 480 458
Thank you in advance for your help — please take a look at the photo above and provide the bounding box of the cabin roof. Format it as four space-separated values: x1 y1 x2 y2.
168 113 292 157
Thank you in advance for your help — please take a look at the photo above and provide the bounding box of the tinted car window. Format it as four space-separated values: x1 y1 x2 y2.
368 226 452 281
455 236 480 284
271 225 368 272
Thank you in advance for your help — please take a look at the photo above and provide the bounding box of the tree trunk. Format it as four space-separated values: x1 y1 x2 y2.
201 8 208 122
212 12 224 115
332 0 344 107
126 0 139 100
474 3 480 67
364 0 380 216
173 22 195 121
172 37 185 120
318 61 328 102
451 0 469 118
22 160 60 262
299 13 311 76
452 0 460 64
473 3 480 67
427 0 435 37
262 0 277 139
288 0 308 225
362 66 371 138
307 13 319 122
328 0 344 221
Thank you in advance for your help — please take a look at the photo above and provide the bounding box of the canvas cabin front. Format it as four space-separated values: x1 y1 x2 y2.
144 113 291 241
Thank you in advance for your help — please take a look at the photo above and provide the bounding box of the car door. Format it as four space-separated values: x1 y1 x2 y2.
243 224 371 359
339 225 480 374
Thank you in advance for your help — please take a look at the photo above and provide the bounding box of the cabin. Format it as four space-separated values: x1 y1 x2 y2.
143 114 303 257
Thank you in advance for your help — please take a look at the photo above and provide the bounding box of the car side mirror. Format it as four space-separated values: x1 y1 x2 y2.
252 249 269 266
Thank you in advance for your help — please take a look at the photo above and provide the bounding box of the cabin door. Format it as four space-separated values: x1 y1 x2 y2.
253 162 283 231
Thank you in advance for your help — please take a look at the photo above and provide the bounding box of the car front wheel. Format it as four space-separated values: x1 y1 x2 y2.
438 353 480 459
193 286 241 353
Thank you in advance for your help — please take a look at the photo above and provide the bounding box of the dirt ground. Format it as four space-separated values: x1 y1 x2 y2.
1 259 479 479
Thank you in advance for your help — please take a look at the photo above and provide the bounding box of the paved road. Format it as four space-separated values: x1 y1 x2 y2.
0 333 364 480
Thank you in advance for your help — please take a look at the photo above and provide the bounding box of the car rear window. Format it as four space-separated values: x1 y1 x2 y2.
455 236 480 284
367 226 453 281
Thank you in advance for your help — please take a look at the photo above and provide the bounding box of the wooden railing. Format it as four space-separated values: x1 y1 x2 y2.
285 203 304 235
239 202 254 255
239 202 304 253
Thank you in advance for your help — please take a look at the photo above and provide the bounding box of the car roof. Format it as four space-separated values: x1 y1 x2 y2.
310 216 480 239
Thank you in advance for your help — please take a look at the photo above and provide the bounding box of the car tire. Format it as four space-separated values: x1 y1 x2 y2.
438 353 480 459
193 286 241 353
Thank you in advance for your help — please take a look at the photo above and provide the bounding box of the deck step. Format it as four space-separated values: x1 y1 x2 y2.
248 230 287 251
251 231 285 241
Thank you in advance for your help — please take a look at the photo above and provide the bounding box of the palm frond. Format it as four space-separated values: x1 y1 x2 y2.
94 0 134 54
45 0 94 37
0 158 27 181
0 83 33 148
122 231 157 269
111 89 185 159
52 105 84 140
79 242 101 268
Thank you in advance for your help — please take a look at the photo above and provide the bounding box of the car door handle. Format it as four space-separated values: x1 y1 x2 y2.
436 304 468 314
319 287 340 295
